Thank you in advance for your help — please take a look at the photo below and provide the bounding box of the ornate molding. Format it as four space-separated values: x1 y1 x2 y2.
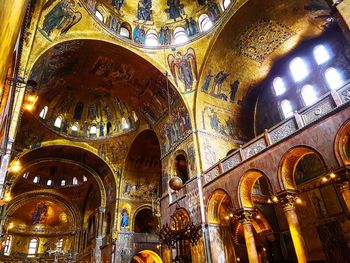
234 209 256 224
278 192 298 211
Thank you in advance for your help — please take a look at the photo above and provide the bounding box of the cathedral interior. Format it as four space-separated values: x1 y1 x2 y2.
1 0 350 262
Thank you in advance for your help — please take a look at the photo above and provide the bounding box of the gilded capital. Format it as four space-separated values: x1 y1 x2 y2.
278 192 298 211
234 209 255 224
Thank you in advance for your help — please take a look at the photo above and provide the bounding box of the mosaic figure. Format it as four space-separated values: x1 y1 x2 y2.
166 0 184 21
112 0 124 11
32 202 49 224
120 209 129 228
137 0 152 21
39 0 82 40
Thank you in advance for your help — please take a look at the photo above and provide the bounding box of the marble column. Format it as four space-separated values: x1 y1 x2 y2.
235 209 259 263
279 192 307 263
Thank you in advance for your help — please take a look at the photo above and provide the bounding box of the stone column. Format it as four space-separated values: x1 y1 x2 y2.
235 209 259 263
279 192 307 263
95 207 105 263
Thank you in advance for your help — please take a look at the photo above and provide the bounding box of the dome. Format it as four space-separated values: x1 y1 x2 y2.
29 40 181 140
83 0 235 47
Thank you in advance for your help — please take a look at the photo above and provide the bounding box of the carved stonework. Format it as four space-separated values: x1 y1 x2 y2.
278 192 298 211
234 209 256 224
238 19 294 62
222 153 241 172
243 138 267 159
338 180 350 192
204 166 220 184
341 88 350 102
269 119 297 144
302 98 335 125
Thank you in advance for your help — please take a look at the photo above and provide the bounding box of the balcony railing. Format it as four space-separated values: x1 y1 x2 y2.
202 81 350 185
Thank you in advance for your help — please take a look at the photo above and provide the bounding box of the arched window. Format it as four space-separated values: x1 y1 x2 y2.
90 125 97 135
95 10 104 22
28 239 38 256
199 14 213 32
290 57 309 82
73 177 78 185
223 0 231 10
72 123 79 132
173 27 188 45
272 77 286 96
145 30 158 46
325 67 344 90
33 176 39 183
4 236 12 256
301 84 318 106
61 180 66 187
120 27 130 38
23 172 29 178
56 238 63 249
122 117 130 129
313 44 330 65
280 99 293 118
47 179 52 186
132 111 138 122
83 176 87 182
39 106 48 119
54 116 62 128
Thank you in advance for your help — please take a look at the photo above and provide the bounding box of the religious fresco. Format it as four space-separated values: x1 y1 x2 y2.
295 154 326 185
136 0 152 21
32 202 49 224
165 0 185 21
38 0 82 41
201 70 240 103
120 208 130 229
122 179 158 200
168 48 198 94
157 103 192 156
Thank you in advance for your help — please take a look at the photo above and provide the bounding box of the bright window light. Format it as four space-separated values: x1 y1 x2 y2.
72 123 79 131
290 57 309 82
39 106 48 119
61 180 66 186
83 176 87 182
223 0 231 9
28 239 38 256
273 77 286 96
4 236 12 256
325 67 344 90
145 30 159 46
199 14 213 32
90 125 97 135
95 10 104 22
73 177 78 185
33 176 39 183
301 85 318 106
281 99 294 119
47 179 52 186
54 116 62 128
313 44 330 65
174 27 188 45
120 27 130 38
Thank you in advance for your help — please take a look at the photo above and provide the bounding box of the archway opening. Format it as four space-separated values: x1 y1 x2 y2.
134 208 158 234
174 154 189 184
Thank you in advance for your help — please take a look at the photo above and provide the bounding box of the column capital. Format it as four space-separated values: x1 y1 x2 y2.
277 191 298 211
234 209 255 224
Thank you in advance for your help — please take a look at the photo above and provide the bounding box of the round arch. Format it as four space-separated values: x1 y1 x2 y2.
238 169 273 209
334 118 350 165
133 206 158 234
206 189 233 225
132 250 163 263
278 146 327 191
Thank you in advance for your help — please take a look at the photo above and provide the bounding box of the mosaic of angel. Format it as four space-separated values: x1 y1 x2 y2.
39 0 82 40
167 48 198 93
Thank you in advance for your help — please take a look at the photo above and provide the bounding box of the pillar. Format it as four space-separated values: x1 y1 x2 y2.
235 209 259 263
338 180 350 212
279 192 307 263
97 207 105 238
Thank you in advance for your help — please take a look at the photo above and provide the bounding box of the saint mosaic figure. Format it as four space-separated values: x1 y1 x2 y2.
137 0 152 21
39 0 82 40
32 202 49 224
167 48 198 93
185 18 198 37
120 209 129 228
166 0 185 21
112 0 124 11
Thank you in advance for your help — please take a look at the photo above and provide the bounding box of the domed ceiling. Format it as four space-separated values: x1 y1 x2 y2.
84 0 234 47
30 40 181 140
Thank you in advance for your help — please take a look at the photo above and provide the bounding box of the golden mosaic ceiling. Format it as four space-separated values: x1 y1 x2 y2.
29 40 183 140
